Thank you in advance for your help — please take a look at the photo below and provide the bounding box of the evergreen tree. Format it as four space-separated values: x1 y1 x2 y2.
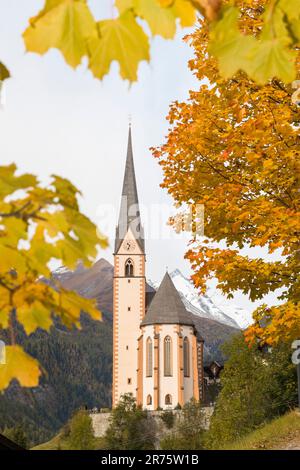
66 410 96 450
104 394 156 450
161 399 205 450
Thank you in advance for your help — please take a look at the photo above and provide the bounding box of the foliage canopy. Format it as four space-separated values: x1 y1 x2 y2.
154 1 300 345
1 0 300 86
0 165 107 391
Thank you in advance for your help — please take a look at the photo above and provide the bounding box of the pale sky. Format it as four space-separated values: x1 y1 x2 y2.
0 0 281 318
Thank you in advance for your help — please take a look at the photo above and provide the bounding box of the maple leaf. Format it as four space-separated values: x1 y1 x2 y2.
247 39 297 84
88 11 150 81
0 165 107 391
23 0 97 68
208 7 256 78
0 346 41 390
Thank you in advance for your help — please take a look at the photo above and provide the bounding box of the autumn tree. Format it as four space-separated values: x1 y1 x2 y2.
0 165 107 391
154 0 300 345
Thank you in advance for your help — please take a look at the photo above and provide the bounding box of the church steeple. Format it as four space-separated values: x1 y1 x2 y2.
115 126 144 253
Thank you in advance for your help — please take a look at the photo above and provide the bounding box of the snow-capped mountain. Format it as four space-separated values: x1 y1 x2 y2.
149 269 252 329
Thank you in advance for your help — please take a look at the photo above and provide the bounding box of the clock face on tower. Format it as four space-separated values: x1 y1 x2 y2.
124 240 136 251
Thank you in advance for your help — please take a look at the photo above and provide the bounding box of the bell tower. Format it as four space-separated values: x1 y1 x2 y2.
112 126 146 406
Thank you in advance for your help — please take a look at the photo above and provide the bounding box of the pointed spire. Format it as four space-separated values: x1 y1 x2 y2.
141 272 194 326
115 126 144 253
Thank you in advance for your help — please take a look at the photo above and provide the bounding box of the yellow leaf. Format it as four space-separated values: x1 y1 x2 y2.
0 345 41 391
88 11 150 81
0 290 10 329
23 0 97 68
172 0 197 27
134 0 176 38
17 301 53 335
115 0 134 13
0 164 36 198
158 0 174 6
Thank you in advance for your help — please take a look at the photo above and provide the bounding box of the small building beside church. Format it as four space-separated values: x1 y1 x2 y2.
113 127 204 410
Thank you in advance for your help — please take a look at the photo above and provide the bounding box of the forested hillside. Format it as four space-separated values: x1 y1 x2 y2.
0 259 238 446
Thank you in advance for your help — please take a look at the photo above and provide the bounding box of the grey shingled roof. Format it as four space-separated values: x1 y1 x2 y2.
141 272 195 326
115 127 145 253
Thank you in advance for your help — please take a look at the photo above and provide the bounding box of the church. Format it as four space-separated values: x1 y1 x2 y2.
112 127 204 410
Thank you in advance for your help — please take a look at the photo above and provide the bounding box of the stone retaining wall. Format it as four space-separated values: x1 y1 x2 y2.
90 407 214 438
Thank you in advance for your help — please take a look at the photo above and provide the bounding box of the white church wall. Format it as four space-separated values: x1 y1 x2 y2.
141 324 197 410
142 325 155 410
158 324 179 410
181 325 195 403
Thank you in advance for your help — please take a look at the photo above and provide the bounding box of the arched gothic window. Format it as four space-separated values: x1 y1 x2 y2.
165 394 172 405
146 337 153 377
125 258 134 277
183 337 190 377
164 336 172 376
147 394 152 405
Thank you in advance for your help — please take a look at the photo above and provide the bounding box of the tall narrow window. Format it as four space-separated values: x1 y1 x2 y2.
146 337 153 377
125 258 134 277
147 394 152 405
165 394 172 405
164 336 172 376
183 337 190 377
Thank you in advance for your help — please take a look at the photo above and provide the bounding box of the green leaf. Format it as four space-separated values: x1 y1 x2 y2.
88 11 150 81
209 5 297 84
290 18 300 42
0 62 10 81
23 0 98 68
247 39 297 84
209 7 256 78
278 0 300 21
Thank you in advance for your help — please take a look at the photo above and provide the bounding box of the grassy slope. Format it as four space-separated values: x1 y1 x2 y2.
32 434 105 450
222 410 300 450
32 434 64 450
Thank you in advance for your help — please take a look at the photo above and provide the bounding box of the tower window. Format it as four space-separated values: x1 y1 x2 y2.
164 336 173 377
183 337 190 377
165 394 172 405
147 394 152 405
146 337 153 377
128 306 131 311
125 258 134 277
127 378 132 385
